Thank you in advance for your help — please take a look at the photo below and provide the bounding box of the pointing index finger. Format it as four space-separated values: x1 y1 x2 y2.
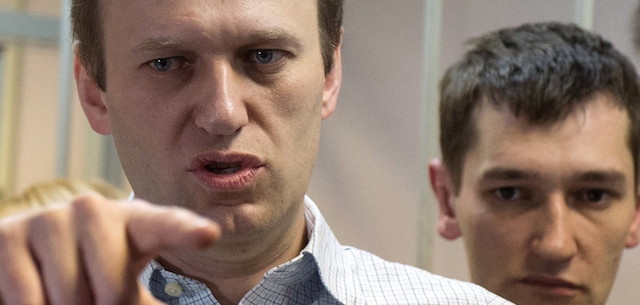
125 199 221 256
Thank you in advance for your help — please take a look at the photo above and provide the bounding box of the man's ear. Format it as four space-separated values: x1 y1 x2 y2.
321 29 342 120
74 43 112 135
625 192 640 248
429 158 462 240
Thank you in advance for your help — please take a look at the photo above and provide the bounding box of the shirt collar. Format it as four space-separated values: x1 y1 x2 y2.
301 195 358 304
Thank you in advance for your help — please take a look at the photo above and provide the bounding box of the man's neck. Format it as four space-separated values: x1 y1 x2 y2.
156 205 309 304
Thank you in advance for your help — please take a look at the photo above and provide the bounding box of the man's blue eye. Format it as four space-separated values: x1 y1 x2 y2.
495 187 520 200
254 50 274 64
151 58 173 71
584 189 607 202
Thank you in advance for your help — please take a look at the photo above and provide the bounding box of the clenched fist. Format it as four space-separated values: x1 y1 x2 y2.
0 193 220 304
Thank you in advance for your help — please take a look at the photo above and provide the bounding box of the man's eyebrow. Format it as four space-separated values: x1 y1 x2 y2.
244 29 302 48
132 29 302 53
572 170 627 184
133 39 187 52
481 168 627 184
480 168 540 180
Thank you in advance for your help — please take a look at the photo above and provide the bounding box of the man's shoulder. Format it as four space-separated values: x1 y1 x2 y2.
341 246 512 304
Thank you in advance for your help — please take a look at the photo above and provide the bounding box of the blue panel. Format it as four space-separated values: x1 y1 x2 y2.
0 49 4 134
0 10 59 43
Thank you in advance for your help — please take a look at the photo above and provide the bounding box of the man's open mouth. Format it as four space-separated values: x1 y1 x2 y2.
188 152 264 190
205 162 243 175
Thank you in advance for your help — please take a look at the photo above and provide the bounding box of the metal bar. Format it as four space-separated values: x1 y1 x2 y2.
0 44 23 197
0 2 28 197
0 48 6 198
575 0 595 30
0 49 4 155
55 0 73 177
417 0 442 271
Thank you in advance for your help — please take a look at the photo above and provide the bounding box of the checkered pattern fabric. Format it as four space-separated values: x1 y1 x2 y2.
139 196 512 304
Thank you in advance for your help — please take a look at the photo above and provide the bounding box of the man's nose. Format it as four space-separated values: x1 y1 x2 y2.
530 194 577 263
194 61 249 136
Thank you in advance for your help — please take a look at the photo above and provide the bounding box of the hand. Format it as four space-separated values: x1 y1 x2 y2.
0 193 220 304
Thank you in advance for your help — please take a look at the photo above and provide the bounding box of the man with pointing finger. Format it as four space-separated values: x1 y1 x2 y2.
0 0 510 304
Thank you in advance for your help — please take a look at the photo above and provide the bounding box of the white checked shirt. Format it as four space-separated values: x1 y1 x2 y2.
139 196 512 304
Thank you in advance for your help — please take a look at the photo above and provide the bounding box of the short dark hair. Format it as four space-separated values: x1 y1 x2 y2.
72 0 344 91
439 22 640 193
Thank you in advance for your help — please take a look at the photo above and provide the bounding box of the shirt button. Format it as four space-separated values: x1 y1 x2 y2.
164 282 183 297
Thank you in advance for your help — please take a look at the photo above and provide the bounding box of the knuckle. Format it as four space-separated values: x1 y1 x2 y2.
72 192 103 210
71 193 108 221
0 213 30 247
29 211 67 236
0 226 13 250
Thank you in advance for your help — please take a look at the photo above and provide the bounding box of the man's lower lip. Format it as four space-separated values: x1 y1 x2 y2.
519 281 580 297
191 167 260 190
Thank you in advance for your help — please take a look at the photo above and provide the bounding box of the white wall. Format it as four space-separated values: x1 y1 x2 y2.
309 0 427 266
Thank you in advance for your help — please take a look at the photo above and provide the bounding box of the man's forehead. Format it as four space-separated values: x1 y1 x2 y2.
465 94 634 178
101 0 318 19
101 0 319 42
470 93 631 143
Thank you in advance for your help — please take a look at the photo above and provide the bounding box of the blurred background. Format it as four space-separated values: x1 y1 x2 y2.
0 0 638 303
